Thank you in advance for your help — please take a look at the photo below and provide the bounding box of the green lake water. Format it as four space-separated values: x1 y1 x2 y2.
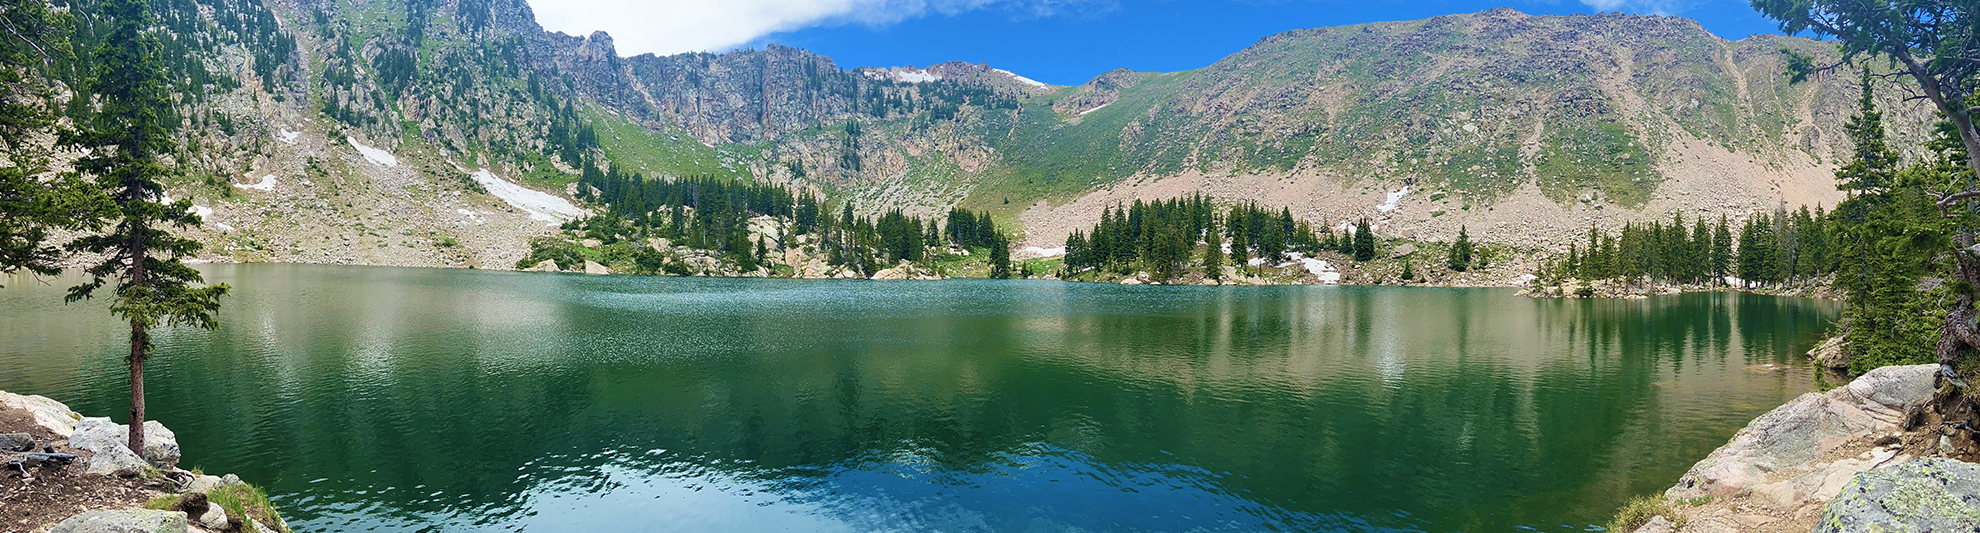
0 264 1839 532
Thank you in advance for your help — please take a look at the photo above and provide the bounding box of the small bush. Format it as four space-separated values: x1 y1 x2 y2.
1609 495 1672 532
209 483 289 533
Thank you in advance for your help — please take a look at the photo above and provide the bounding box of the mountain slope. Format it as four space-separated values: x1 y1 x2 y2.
13 1 1940 268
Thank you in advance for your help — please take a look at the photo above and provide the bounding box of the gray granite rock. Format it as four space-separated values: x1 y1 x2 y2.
1816 457 1980 532
47 510 188 533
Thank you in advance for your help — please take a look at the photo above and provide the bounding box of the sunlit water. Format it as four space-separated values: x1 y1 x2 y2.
0 264 1839 532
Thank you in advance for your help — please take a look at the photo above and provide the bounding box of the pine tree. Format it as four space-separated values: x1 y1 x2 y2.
1204 221 1224 280
989 235 1011 279
1710 216 1733 281
1400 257 1415 281
1 0 107 285
1352 218 1376 262
1836 71 1899 195
1447 226 1472 272
64 0 230 457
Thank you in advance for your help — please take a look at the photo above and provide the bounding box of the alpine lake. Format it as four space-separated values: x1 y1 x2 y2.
0 264 1840 532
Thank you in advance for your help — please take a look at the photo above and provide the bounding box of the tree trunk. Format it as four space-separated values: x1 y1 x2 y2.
126 225 148 457
127 320 146 456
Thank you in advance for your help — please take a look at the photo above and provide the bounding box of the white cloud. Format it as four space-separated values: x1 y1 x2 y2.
527 0 1106 57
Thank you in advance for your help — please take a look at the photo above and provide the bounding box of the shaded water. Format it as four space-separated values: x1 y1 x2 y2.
0 264 1838 532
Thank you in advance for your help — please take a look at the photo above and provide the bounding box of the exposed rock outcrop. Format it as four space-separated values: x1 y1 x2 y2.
0 391 82 437
47 509 188 533
1816 457 1980 532
1666 364 1937 507
1807 336 1849 370
71 417 181 471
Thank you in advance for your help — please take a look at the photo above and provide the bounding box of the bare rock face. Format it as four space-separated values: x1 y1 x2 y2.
70 417 181 473
47 509 187 533
0 391 82 437
1806 336 1848 369
1816 457 1980 532
1665 364 1939 507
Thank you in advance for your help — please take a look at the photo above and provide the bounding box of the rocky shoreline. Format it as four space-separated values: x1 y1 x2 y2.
0 392 287 533
1624 363 1980 532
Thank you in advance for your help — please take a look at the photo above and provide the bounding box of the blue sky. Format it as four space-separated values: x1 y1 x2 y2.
529 0 1794 87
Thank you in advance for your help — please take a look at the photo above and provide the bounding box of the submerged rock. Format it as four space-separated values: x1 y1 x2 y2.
1816 457 1980 532
1666 364 1938 507
48 509 188 533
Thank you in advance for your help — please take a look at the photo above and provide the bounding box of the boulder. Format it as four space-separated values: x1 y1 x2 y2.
71 417 181 471
1666 364 1938 506
870 267 907 280
582 260 609 275
47 509 188 533
528 260 559 272
1630 516 1676 533
0 391 83 437
1816 457 1980 532
580 238 603 249
1390 243 1417 259
197 502 230 530
0 432 33 451
185 474 226 494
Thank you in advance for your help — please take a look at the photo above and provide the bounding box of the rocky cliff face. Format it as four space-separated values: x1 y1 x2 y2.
15 2 1941 268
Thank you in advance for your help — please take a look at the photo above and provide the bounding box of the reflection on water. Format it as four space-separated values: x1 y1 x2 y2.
0 265 1838 532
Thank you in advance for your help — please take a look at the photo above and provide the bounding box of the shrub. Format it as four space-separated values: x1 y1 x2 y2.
1608 495 1673 532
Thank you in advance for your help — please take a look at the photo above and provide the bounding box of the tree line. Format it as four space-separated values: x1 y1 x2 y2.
1062 195 1343 282
1543 206 1834 287
539 162 1015 277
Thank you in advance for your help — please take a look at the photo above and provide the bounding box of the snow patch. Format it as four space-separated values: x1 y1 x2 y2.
1021 246 1065 258
348 137 398 167
994 68 1048 88
216 223 235 233
467 168 586 224
1079 103 1110 116
234 175 277 191
190 204 213 220
1302 258 1341 284
1376 186 1411 213
893 69 940 83
275 129 301 145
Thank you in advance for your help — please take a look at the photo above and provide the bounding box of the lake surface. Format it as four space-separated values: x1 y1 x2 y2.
0 264 1839 532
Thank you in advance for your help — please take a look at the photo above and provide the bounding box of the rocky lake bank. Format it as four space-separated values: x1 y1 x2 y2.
0 392 287 533
1622 362 1980 532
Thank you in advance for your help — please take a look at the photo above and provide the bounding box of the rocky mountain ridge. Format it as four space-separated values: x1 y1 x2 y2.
16 1 1944 269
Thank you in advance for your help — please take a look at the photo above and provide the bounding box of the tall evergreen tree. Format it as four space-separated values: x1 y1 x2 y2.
1352 218 1376 262
1836 71 1899 195
1711 216 1734 280
64 0 230 456
0 0 107 285
1203 220 1224 280
1448 226 1473 272
988 235 1011 279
